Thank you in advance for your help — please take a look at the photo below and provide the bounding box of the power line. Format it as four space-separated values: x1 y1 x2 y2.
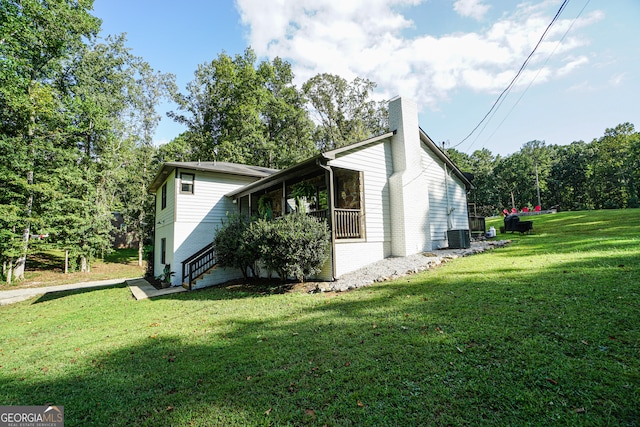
470 0 592 152
452 0 570 149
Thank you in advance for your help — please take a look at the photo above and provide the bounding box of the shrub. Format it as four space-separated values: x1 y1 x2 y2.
212 215 258 279
252 213 330 282
213 213 331 283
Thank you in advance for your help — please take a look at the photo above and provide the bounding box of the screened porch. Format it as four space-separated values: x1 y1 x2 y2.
234 166 364 240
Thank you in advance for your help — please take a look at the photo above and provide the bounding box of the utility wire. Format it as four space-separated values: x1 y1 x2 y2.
452 0 570 149
469 0 592 152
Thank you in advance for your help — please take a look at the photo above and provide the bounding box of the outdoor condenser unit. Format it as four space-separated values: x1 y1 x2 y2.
447 229 471 249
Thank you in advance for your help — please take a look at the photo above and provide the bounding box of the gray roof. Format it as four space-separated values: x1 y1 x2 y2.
148 161 279 193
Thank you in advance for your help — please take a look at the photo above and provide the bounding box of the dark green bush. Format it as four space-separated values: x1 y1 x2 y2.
213 213 330 283
212 215 259 279
252 213 330 282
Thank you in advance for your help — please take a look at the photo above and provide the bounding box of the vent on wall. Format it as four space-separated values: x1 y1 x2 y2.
447 229 471 249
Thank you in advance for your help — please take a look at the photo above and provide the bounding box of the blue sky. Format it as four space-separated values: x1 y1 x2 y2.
93 0 640 156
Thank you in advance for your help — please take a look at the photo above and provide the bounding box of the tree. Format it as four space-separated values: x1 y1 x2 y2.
588 123 639 209
155 133 195 163
520 140 552 208
469 149 501 216
494 153 533 210
118 59 175 267
169 48 315 169
547 141 594 210
0 0 100 281
302 73 388 151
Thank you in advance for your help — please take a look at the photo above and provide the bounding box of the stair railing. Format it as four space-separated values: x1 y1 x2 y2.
181 243 216 290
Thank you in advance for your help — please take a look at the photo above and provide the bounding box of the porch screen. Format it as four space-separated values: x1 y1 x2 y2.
334 168 363 239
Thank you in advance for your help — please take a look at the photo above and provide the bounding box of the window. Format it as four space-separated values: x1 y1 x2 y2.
180 173 194 194
161 183 167 209
333 168 364 239
160 238 167 265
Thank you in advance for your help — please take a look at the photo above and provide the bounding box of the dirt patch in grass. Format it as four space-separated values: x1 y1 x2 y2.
217 277 321 295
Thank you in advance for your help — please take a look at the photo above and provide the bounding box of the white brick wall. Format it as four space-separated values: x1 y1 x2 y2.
388 97 432 256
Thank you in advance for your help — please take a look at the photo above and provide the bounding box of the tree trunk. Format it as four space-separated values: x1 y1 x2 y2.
15 97 37 282
14 171 34 282
138 237 144 267
5 260 13 285
80 255 87 272
64 250 69 274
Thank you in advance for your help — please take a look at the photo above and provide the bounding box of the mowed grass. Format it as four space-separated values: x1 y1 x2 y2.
0 248 145 290
0 209 638 426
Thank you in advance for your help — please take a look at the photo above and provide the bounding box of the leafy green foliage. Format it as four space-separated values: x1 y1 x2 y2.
302 73 389 150
0 3 172 280
168 48 316 169
212 215 259 280
452 126 640 214
252 213 330 282
213 213 330 282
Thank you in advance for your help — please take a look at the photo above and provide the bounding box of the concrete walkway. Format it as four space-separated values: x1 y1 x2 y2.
0 277 139 306
0 277 187 305
126 278 186 300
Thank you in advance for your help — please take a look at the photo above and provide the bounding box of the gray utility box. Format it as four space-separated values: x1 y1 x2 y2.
447 229 471 249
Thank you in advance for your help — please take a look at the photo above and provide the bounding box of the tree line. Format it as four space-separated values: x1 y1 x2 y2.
2 1 636 285
447 125 640 217
0 0 385 284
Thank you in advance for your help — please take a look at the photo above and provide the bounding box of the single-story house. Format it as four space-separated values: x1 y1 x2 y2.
148 97 472 289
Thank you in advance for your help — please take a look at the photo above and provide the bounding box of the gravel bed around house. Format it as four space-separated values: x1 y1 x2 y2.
313 239 511 292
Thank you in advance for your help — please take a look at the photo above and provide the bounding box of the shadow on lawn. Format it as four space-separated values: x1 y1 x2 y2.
3 213 638 425
1 253 638 426
32 283 129 304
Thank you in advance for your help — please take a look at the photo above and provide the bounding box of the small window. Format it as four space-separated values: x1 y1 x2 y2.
160 238 167 265
161 183 167 209
180 173 194 194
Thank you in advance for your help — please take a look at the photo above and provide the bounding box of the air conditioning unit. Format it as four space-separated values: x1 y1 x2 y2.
447 229 471 249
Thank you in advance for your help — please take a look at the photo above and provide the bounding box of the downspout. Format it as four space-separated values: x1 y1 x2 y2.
317 159 336 281
444 164 453 230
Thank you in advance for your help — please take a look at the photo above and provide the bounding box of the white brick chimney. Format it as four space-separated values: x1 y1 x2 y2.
388 97 431 256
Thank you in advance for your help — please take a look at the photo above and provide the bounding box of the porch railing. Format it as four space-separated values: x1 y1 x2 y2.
308 209 329 221
308 208 362 239
334 209 361 239
469 215 486 236
181 243 216 290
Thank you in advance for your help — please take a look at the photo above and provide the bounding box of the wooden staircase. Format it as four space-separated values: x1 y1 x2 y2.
181 243 216 290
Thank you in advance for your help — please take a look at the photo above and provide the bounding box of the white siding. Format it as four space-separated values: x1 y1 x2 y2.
192 266 245 290
170 172 258 286
329 140 394 276
154 223 174 278
334 241 389 277
153 174 176 278
421 145 469 248
175 170 256 224
154 169 261 287
329 139 393 244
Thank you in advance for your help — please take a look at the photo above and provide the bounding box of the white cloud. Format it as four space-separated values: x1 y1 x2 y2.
609 72 626 87
556 56 589 77
234 0 603 109
453 0 490 21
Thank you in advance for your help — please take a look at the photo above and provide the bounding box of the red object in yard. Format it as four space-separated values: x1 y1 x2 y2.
534 205 541 212
522 207 529 212
511 208 518 213
503 209 509 216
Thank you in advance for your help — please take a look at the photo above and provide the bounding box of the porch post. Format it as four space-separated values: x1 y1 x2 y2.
318 160 336 280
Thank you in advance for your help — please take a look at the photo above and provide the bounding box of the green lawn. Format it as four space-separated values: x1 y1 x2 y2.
0 248 145 291
0 209 638 426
